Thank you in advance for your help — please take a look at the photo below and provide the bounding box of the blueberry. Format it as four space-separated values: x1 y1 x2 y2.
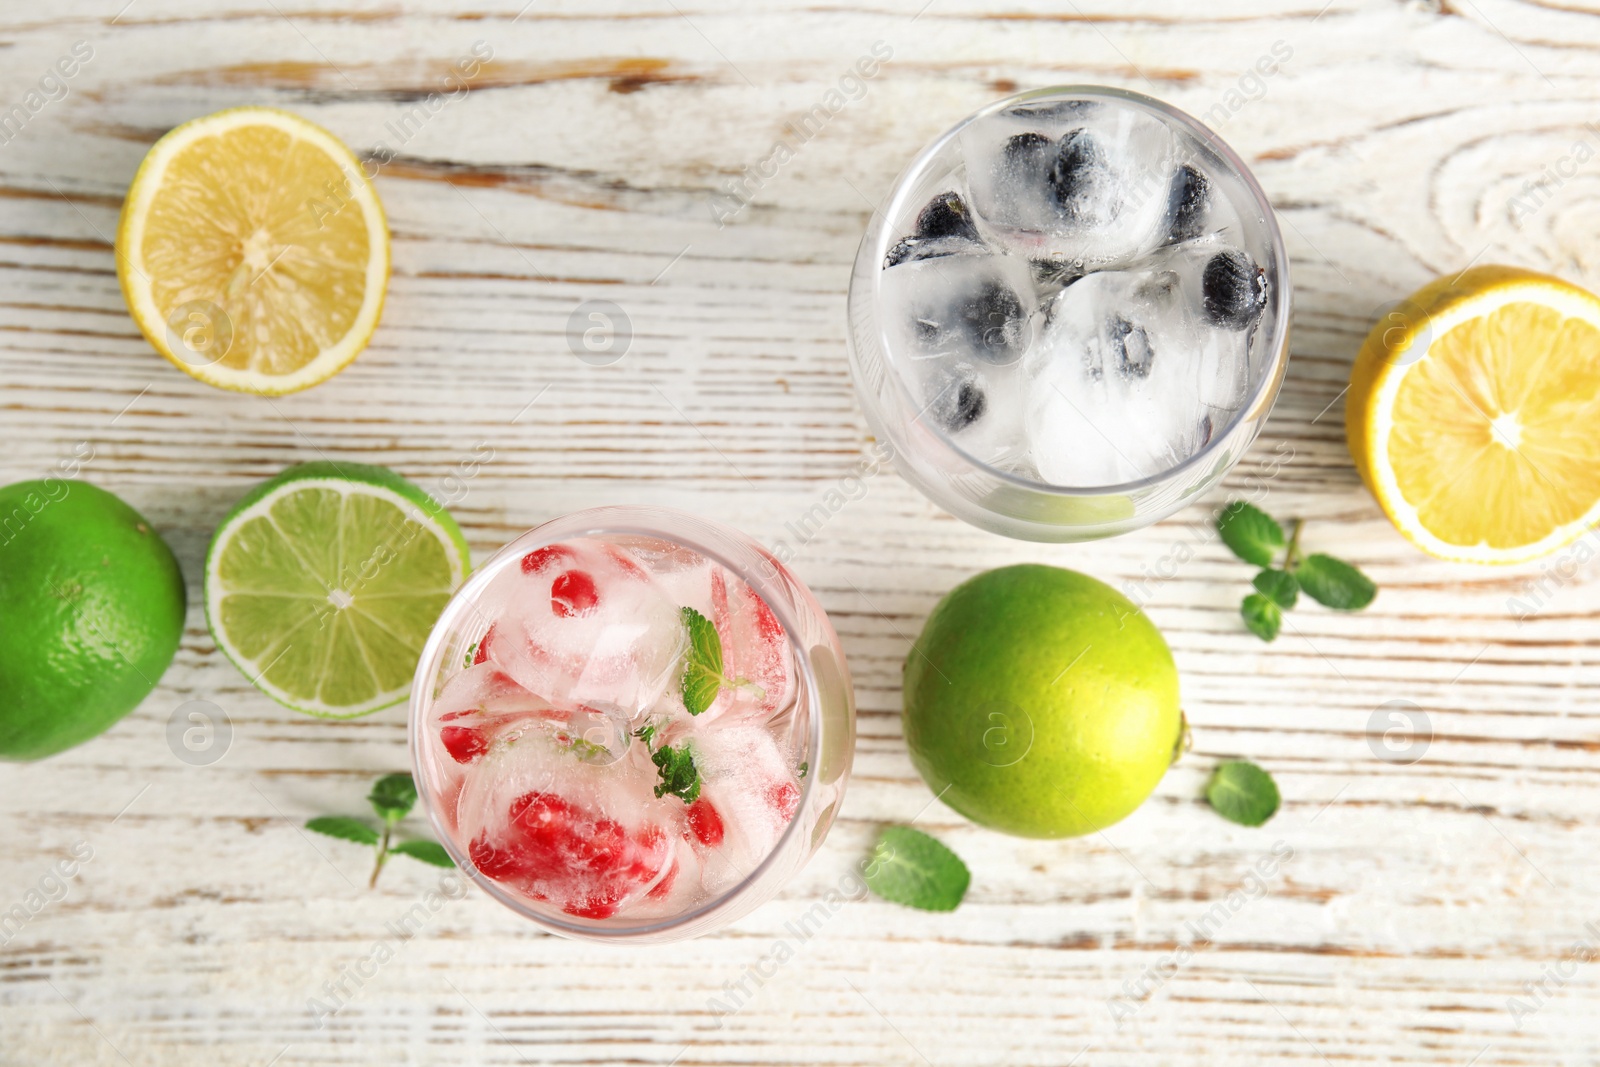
1031 258 1083 292
957 280 1027 365
1110 315 1154 379
1048 128 1111 223
935 378 986 431
914 192 979 242
1167 164 1209 243
1202 250 1268 330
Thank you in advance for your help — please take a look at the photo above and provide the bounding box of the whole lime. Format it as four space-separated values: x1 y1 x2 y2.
0 480 186 760
903 564 1181 838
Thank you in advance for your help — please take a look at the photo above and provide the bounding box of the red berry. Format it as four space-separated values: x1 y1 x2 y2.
686 798 725 847
472 625 494 665
550 569 599 617
471 790 670 920
521 545 574 575
646 859 679 900
604 545 650 580
440 725 490 764
767 781 801 821
750 588 785 646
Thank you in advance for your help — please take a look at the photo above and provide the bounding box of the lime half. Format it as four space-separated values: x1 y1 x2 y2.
205 462 469 717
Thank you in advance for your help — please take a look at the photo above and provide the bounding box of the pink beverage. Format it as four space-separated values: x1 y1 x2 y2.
409 507 855 942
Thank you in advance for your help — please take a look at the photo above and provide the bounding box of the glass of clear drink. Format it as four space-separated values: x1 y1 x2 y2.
409 506 855 943
847 85 1291 542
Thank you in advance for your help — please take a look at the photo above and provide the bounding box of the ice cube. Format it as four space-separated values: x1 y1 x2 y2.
485 538 688 715
880 251 1038 368
960 105 1178 268
456 738 679 920
1023 266 1247 486
687 723 801 887
425 664 562 803
913 358 1028 467
708 568 796 724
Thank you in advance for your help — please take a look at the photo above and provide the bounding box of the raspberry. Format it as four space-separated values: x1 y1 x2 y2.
469 790 670 920
440 725 490 764
767 781 801 821
686 798 725 847
471 624 494 665
550 569 599 618
520 545 574 575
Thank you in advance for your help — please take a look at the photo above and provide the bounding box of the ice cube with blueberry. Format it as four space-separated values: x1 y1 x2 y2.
960 104 1179 268
879 250 1036 462
1022 264 1242 486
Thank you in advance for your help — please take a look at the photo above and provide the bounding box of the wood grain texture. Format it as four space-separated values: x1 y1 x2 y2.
4 1 1600 1063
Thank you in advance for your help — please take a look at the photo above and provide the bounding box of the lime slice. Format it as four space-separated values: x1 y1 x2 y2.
205 462 469 717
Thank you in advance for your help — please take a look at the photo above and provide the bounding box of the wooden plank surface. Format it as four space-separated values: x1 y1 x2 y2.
4 1 1600 1063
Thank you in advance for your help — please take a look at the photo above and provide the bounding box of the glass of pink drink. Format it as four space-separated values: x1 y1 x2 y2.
409 506 855 942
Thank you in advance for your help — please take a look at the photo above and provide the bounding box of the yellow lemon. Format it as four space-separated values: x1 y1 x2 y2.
117 107 389 395
1347 265 1600 564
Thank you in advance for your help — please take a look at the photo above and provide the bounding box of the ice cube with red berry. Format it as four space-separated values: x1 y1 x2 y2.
483 538 688 716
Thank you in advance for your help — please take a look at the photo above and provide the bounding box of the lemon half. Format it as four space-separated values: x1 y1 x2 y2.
117 107 389 395
1347 265 1600 564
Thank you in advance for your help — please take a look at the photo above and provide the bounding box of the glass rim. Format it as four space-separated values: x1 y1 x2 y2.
407 505 826 941
857 83 1293 498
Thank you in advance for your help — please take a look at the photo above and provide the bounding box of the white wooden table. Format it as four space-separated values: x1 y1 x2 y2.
4 2 1600 1064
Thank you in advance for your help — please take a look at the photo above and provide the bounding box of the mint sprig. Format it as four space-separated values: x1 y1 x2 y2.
678 606 763 715
1217 502 1376 641
634 723 704 803
1205 760 1281 826
305 772 456 888
864 826 970 912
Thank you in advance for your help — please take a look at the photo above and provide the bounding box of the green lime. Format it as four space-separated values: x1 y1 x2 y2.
903 564 1181 838
0 480 186 760
205 462 470 717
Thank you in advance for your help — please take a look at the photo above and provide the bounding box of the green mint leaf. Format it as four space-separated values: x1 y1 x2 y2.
390 839 456 868
1252 568 1299 609
679 606 725 716
368 772 418 823
650 742 703 803
1240 593 1282 642
797 761 809 780
1216 501 1285 567
306 816 380 846
864 826 970 912
1296 554 1377 611
1205 760 1281 826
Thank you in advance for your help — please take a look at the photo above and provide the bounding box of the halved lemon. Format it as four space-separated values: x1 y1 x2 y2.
1347 265 1600 564
117 107 389 395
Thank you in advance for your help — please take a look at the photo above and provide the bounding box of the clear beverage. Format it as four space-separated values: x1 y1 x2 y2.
848 86 1291 542
409 507 855 943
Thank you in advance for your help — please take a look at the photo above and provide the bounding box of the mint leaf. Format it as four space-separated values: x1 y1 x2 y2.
306 816 379 846
368 772 418 823
650 741 702 803
1240 593 1282 642
679 606 724 716
1296 554 1376 610
1205 760 1280 826
864 826 970 912
390 839 455 868
1217 501 1284 567
1252 568 1298 609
